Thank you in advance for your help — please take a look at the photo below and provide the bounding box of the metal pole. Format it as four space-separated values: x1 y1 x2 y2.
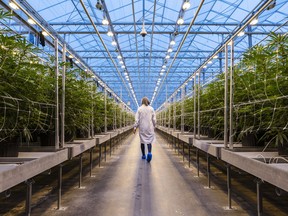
256 179 263 216
197 71 201 139
25 179 33 216
173 95 176 131
224 44 229 148
57 164 63 209
90 148 93 177
55 39 59 150
194 76 197 138
196 149 200 177
61 44 66 148
229 40 234 149
99 144 102 167
168 99 171 129
181 86 185 133
227 164 232 209
79 154 83 188
104 88 107 133
207 154 211 188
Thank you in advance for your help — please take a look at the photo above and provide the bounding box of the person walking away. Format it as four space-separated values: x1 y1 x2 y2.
133 97 156 162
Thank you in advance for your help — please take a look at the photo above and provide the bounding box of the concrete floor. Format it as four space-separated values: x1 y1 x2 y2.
29 132 251 216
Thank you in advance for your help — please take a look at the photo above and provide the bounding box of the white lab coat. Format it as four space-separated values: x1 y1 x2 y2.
134 105 156 144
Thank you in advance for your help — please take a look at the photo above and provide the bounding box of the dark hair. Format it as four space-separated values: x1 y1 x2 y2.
141 97 150 106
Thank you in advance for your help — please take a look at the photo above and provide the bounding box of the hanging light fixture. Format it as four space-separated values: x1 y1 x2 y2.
102 15 109 25
213 55 218 59
162 65 166 69
177 17 184 25
41 31 48 36
9 1 19 10
208 61 212 64
28 18 36 25
203 65 207 68
119 60 124 64
168 48 173 53
170 40 176 46
117 55 122 59
107 30 113 37
237 31 245 36
250 17 258 25
121 65 125 69
111 40 117 46
182 0 191 10
165 55 170 59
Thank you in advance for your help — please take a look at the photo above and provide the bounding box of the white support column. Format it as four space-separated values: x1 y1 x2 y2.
173 95 176 131
54 39 59 150
193 76 197 138
224 44 229 149
104 87 107 133
197 71 201 139
181 86 185 133
168 99 171 129
61 44 66 148
229 40 234 149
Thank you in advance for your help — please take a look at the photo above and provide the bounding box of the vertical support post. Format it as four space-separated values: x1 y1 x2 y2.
25 179 33 216
182 141 185 162
57 164 63 210
247 25 253 48
90 148 93 177
229 40 234 149
79 154 83 188
256 179 263 216
193 75 197 138
61 44 66 148
110 136 112 156
181 86 185 134
173 95 176 131
207 154 211 188
99 144 102 167
91 85 94 138
196 149 200 177
105 141 107 162
104 88 107 133
197 71 201 139
55 39 59 150
188 141 191 167
168 99 171 129
224 44 229 149
227 164 232 209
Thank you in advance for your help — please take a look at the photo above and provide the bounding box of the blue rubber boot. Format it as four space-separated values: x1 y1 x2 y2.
147 153 152 162
142 155 146 160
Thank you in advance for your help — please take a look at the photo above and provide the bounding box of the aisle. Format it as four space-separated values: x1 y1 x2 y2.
34 132 249 216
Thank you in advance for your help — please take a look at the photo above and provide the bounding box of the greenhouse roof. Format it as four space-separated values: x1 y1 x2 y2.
1 0 288 111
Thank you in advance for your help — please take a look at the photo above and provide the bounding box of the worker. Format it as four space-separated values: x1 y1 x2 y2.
133 97 156 162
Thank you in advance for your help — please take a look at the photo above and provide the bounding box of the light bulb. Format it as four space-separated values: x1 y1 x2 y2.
111 41 117 46
117 55 122 59
121 65 125 69
208 61 212 64
165 55 170 59
69 54 73 59
107 31 113 37
213 55 218 59
168 48 173 53
177 17 184 25
182 1 191 10
28 18 36 25
250 18 258 25
102 18 109 25
203 65 207 68
237 31 245 36
75 60 79 64
170 40 176 46
42 31 48 36
9 2 19 10
162 65 166 69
